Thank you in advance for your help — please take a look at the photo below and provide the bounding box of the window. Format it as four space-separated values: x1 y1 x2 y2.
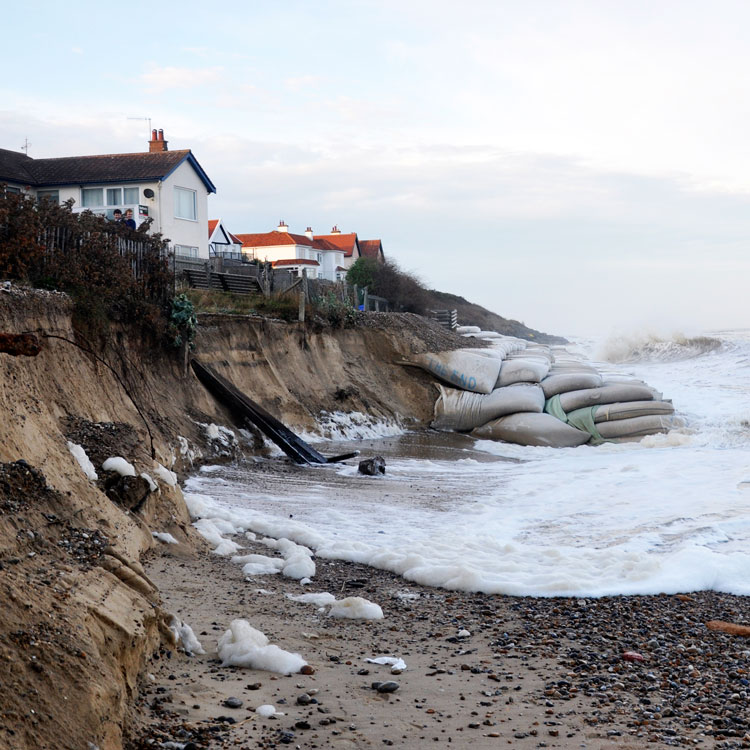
175 244 199 258
123 186 139 204
106 188 121 205
3 185 21 194
174 187 196 220
37 189 59 204
81 188 103 207
317 252 323 263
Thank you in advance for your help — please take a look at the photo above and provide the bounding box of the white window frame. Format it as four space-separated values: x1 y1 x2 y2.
174 186 197 221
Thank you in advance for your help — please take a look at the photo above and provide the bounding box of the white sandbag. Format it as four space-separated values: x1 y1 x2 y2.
472 413 591 447
594 400 675 422
456 325 481 334
558 384 656 412
597 414 684 439
541 371 603 398
496 358 551 386
410 350 502 394
432 383 545 432
461 347 507 361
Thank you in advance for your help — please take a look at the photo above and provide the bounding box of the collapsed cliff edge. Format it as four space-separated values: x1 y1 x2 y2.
0 283 530 750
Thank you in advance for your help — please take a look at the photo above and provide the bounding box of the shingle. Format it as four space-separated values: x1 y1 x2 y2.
0 149 37 184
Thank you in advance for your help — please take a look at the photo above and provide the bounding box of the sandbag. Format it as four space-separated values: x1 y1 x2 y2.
472 413 591 447
597 414 684 439
496 358 551 386
541 371 603 398
432 383 545 432
594 400 674 423
409 350 502 394
557 384 656 412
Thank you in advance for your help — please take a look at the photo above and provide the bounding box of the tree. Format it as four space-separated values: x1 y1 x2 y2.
345 257 378 289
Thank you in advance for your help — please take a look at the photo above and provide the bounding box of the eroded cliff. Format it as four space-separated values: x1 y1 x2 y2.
0 286 461 749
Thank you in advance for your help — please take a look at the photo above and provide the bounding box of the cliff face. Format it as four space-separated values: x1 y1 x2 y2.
0 287 455 749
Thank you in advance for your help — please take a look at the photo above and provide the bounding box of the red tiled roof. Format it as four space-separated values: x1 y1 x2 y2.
359 239 384 260
235 231 312 247
272 258 320 267
313 232 358 256
336 266 348 271
228 232 242 245
208 219 219 237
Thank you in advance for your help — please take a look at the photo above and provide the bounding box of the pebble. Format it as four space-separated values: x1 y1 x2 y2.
374 681 400 693
223 697 242 709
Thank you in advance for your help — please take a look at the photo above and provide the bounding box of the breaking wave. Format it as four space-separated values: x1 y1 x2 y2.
595 332 722 364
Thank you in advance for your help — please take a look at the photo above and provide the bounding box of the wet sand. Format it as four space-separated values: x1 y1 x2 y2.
128 440 750 749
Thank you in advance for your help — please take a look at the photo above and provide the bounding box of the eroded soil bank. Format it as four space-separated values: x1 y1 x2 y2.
0 286 459 750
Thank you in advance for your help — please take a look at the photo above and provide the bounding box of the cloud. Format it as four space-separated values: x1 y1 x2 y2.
140 65 224 93
284 74 322 92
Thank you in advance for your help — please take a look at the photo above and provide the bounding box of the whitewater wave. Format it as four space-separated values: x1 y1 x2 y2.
595 332 722 364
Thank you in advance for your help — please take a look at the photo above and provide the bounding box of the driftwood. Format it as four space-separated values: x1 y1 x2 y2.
706 620 750 637
191 359 358 465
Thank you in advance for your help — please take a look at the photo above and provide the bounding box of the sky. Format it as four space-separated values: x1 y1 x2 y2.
3 0 750 337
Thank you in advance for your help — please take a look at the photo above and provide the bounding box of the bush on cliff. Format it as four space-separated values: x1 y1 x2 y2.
0 189 173 343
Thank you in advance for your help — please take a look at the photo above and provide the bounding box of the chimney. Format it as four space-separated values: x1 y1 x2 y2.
305 226 314 240
149 128 168 153
277 220 289 233
330 225 341 235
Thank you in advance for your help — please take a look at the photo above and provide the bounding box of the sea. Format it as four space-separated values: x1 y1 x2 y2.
182 329 750 599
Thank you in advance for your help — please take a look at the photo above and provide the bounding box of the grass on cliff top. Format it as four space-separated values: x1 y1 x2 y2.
185 288 300 321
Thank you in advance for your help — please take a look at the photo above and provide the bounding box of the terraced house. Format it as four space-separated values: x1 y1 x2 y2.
0 129 216 258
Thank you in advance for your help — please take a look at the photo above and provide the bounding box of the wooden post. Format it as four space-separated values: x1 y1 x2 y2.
352 284 359 309
362 285 369 312
298 269 306 322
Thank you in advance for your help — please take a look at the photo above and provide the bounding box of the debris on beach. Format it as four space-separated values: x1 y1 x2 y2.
410 327 682 447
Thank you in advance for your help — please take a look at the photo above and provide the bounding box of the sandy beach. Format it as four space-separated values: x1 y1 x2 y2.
127 455 750 750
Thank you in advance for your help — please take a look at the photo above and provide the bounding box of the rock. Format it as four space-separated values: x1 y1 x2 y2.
300 665 315 675
103 474 152 512
358 456 386 476
0 332 41 357
375 681 400 693
622 651 647 662
223 697 242 708
296 693 312 705
246 682 262 690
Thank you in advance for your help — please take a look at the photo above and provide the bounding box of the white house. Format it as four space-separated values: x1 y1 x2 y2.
0 129 216 258
235 222 347 281
208 218 243 257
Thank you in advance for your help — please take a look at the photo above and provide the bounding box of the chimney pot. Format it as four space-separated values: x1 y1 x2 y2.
149 128 168 153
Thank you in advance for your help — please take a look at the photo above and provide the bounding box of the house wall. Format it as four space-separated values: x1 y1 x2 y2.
160 162 211 258
248 244 306 263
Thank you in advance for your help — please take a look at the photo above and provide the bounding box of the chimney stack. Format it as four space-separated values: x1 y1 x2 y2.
305 226 314 240
277 220 289 233
149 128 168 153
330 225 341 235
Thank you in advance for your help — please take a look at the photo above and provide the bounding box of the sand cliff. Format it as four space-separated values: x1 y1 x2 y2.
0 286 458 750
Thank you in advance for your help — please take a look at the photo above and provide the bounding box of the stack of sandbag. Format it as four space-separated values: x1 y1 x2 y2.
545 382 682 443
411 335 683 447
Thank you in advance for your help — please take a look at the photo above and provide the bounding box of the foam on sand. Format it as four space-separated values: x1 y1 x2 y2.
217 619 307 674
